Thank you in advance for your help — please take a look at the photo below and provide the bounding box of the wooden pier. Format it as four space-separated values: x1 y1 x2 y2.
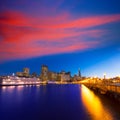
81 78 120 102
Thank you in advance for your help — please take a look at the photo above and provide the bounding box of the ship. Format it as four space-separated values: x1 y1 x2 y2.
0 76 47 86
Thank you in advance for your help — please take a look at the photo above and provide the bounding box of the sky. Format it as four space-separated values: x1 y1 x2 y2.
0 0 120 78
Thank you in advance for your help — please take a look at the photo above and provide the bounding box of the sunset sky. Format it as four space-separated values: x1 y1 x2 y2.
0 0 120 78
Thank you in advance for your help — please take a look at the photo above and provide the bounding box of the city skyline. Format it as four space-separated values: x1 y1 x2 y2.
0 0 120 77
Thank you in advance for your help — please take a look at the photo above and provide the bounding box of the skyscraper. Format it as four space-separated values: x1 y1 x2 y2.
40 65 48 81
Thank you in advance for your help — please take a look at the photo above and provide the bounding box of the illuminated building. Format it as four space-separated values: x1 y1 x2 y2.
4 64 84 84
23 68 30 77
48 71 57 81
16 68 30 77
73 69 82 81
73 74 78 81
57 71 71 82
40 65 49 81
31 72 37 78
78 68 81 78
39 65 71 82
16 72 23 77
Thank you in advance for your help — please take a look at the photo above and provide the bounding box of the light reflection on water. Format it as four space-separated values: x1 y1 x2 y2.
0 84 120 120
81 85 113 120
1 86 15 93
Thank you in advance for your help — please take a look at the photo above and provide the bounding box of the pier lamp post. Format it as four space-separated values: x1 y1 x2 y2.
103 73 106 86
103 73 106 80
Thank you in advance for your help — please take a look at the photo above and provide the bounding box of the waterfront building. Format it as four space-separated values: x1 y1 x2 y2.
58 71 71 82
73 74 78 81
48 71 57 81
78 68 81 78
14 65 83 83
40 65 49 81
77 68 81 80
73 69 82 81
39 65 71 82
16 68 30 77
31 72 37 78
16 72 23 77
23 68 30 77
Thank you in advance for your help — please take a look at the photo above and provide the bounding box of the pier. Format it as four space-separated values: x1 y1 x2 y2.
80 77 120 102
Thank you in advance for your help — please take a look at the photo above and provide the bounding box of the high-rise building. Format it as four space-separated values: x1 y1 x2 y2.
57 71 71 82
23 68 30 77
48 71 57 81
78 68 81 77
23 68 29 74
40 65 48 81
73 69 81 81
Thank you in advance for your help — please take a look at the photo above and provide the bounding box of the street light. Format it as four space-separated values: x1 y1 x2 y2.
103 73 106 80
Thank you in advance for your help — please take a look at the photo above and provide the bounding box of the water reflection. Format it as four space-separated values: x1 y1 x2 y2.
81 85 113 120
1 86 7 90
16 85 24 91
1 86 15 93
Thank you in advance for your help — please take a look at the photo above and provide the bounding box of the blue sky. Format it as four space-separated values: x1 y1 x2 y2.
0 0 120 78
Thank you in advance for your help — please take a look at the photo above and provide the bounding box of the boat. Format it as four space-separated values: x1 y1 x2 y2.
0 76 47 86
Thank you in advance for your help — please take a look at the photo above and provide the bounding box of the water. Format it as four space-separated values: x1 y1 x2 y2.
0 84 120 120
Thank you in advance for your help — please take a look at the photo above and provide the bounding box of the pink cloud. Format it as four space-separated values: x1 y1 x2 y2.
0 10 120 62
0 40 99 62
55 14 120 29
